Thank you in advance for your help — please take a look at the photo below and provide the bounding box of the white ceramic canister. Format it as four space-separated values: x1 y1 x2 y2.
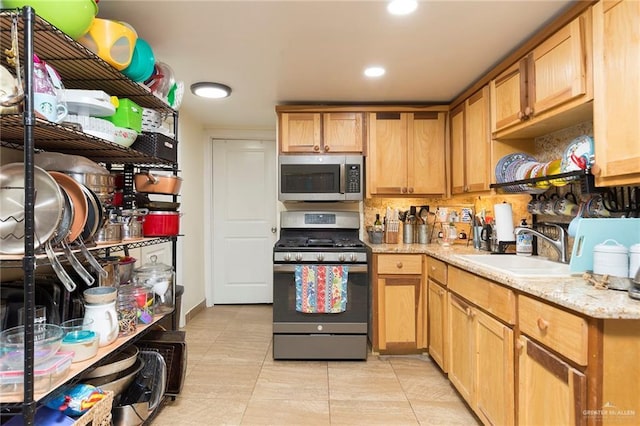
630 243 640 279
593 239 629 278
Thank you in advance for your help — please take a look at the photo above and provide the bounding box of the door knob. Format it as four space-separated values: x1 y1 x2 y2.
271 227 277 233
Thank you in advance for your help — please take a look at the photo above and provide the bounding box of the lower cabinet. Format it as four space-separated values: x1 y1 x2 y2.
372 254 426 353
427 279 447 372
518 335 587 426
448 293 475 404
447 266 516 426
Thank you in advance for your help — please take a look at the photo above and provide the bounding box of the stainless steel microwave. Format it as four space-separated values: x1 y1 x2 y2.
278 154 364 202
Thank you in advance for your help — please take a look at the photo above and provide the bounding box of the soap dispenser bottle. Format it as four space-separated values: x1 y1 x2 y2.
516 219 533 256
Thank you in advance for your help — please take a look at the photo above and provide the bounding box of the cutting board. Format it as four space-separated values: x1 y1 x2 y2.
570 218 640 273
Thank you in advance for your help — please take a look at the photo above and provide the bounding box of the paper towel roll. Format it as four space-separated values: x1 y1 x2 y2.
494 203 515 242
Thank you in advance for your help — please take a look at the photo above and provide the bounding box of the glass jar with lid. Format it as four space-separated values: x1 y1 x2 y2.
132 255 175 315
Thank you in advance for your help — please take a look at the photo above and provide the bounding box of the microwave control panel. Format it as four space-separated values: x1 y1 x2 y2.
346 164 361 193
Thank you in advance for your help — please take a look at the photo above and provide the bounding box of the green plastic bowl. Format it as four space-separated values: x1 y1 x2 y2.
122 38 155 82
2 0 98 40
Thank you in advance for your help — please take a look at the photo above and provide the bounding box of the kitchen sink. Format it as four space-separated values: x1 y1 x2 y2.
455 254 572 278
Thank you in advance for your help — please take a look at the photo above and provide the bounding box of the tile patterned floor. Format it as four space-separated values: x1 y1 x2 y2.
151 305 480 426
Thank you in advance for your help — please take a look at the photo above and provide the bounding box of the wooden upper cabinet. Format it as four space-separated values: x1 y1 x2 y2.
592 0 640 186
490 8 593 139
368 111 447 196
279 112 363 153
450 86 491 195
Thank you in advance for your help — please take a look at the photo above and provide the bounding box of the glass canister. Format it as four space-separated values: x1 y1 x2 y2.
118 284 154 324
132 255 175 315
116 290 137 336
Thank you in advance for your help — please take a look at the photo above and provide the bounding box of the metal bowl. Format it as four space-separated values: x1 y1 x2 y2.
82 345 138 379
84 357 144 397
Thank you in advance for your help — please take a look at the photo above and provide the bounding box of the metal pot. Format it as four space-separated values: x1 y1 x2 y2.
95 222 122 244
66 171 116 194
142 211 180 236
134 171 182 195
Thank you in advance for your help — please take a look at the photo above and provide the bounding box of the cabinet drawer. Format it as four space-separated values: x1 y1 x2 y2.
518 295 588 366
427 257 447 285
377 254 422 275
448 267 516 324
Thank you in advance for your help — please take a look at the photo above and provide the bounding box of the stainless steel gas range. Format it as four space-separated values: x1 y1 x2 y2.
272 211 369 360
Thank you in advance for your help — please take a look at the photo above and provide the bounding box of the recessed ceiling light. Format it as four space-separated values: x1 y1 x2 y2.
364 67 386 78
190 82 232 99
387 0 418 16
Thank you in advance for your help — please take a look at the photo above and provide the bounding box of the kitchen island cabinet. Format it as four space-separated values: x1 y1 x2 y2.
367 111 447 196
592 0 640 187
277 110 364 153
371 253 426 354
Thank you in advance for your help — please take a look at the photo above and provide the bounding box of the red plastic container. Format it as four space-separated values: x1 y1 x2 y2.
142 211 180 236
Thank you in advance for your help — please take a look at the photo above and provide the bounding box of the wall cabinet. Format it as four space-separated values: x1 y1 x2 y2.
372 254 426 354
490 9 593 139
278 111 364 153
367 111 447 196
592 0 640 186
450 86 491 194
426 257 448 372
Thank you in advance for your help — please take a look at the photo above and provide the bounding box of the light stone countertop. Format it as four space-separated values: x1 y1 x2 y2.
367 242 640 320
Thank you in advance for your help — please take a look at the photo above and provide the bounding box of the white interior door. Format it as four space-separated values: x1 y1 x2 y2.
211 139 277 303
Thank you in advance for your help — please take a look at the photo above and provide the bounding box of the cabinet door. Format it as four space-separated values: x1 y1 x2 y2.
448 293 475 405
279 112 321 152
408 111 446 195
323 112 364 153
593 0 640 186
367 112 408 195
464 86 491 193
530 13 589 117
427 279 447 372
449 104 466 195
475 310 515 426
518 336 587 426
490 61 526 133
377 275 424 353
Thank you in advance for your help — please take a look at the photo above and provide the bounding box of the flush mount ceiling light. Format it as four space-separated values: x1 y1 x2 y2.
190 82 232 99
387 0 418 15
364 66 386 78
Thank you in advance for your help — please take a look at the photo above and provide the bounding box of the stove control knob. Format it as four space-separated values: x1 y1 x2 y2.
338 254 346 262
317 254 325 262
283 253 292 262
295 253 303 262
349 253 358 262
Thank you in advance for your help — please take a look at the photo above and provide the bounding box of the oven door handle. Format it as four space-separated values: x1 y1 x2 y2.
273 264 368 273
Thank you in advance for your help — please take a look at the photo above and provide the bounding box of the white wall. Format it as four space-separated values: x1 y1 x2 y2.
175 111 208 325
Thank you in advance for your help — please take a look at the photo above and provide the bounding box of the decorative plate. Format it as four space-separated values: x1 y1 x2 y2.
561 135 594 173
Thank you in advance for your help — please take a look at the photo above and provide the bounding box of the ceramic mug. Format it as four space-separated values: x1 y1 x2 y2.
553 192 578 216
527 194 547 215
542 194 560 216
585 195 611 218
34 92 67 123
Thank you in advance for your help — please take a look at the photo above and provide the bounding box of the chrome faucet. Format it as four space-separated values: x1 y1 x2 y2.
513 223 569 264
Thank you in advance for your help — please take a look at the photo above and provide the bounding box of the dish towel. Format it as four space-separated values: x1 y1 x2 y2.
295 265 348 313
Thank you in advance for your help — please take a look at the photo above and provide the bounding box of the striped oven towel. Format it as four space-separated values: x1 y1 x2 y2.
295 265 348 313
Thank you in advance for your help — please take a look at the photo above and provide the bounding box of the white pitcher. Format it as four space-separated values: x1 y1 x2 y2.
83 301 118 347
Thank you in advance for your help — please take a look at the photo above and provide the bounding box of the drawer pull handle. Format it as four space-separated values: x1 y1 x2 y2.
516 339 524 351
439 289 444 296
537 318 549 331
396 262 403 269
